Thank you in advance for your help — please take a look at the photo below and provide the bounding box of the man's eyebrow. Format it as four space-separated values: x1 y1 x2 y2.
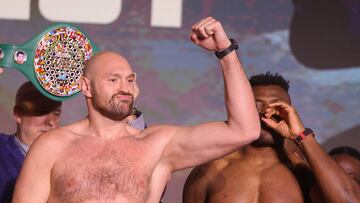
107 73 121 78
107 73 136 78
255 97 281 102
126 72 137 79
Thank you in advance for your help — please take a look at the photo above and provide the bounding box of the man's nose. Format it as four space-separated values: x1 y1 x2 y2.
119 80 131 93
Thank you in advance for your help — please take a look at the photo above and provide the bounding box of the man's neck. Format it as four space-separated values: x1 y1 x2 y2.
15 131 33 146
14 132 30 156
240 144 283 164
86 113 132 139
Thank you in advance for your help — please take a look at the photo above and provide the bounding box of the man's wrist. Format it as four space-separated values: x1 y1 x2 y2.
294 128 314 145
216 39 232 51
215 39 239 59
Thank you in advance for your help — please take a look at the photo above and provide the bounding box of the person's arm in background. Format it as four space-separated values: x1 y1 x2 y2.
262 101 360 203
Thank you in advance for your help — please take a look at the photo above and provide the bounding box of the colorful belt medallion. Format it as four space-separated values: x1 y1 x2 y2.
0 24 100 101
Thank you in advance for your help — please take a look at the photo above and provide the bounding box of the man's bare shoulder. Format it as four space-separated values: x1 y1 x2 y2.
205 150 242 170
183 156 233 202
138 124 179 140
30 119 88 153
143 124 178 133
188 153 233 182
59 118 90 133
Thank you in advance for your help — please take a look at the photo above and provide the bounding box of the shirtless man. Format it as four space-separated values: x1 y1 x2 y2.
328 146 360 184
11 17 260 203
183 72 360 203
310 146 360 202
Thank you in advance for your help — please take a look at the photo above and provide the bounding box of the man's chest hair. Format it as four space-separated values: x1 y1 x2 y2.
51 137 160 202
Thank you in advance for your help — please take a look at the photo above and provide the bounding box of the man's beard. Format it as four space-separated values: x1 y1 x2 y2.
91 88 133 121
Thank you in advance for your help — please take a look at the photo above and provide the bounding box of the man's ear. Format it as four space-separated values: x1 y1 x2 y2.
81 76 92 97
133 82 140 101
13 108 22 125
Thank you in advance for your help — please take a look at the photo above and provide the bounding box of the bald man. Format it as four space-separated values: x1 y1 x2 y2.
12 17 260 203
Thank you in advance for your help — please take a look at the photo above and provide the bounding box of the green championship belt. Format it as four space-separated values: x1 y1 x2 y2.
0 24 99 101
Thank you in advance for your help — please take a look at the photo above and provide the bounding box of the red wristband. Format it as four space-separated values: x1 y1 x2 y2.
295 128 314 145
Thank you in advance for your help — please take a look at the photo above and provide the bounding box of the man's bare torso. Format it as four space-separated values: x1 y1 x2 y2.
191 146 304 203
46 123 170 203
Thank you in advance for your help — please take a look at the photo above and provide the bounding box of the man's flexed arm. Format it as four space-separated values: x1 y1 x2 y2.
159 17 260 171
190 17 258 132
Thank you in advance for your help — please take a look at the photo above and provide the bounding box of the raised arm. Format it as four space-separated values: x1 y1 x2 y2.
12 133 58 203
262 101 360 203
159 17 260 171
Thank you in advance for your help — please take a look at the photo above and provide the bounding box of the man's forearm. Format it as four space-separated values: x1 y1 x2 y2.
300 136 360 203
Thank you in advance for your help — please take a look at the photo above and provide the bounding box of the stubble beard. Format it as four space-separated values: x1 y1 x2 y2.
91 89 133 121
